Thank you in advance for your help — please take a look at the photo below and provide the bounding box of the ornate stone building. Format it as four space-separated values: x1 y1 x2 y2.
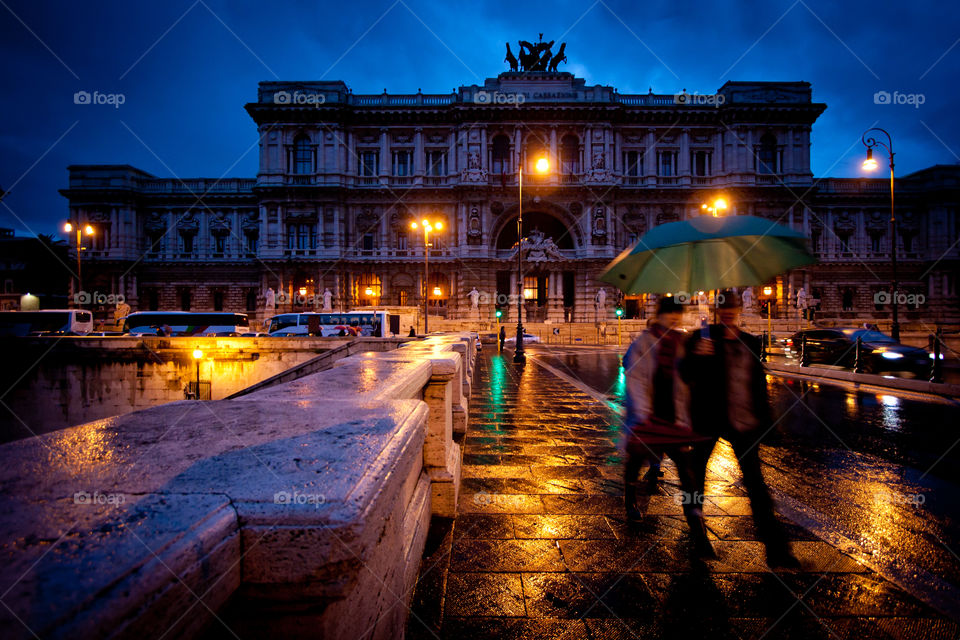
60 68 959 327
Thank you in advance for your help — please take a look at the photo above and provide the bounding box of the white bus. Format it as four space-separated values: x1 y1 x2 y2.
122 312 250 336
267 311 391 337
0 309 94 336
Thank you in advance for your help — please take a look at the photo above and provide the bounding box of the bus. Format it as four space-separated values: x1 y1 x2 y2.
0 309 94 336
121 311 250 336
267 311 391 337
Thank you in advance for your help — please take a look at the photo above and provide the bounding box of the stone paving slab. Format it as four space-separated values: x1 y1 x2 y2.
407 351 959 640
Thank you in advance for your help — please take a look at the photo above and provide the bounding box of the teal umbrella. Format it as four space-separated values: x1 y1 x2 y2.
600 215 816 294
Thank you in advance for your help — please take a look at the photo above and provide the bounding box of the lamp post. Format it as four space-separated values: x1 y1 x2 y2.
514 153 550 364
411 219 443 334
615 306 624 347
63 221 94 308
861 127 900 342
192 348 203 400
762 285 774 356
495 308 502 352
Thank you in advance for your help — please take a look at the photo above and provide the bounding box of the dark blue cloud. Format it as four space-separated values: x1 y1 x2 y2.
1 0 957 236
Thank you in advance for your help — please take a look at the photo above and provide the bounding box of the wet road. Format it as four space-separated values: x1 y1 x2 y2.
528 345 960 615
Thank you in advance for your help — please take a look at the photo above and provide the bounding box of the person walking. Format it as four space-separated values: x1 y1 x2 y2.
680 290 799 568
498 325 506 352
623 296 714 557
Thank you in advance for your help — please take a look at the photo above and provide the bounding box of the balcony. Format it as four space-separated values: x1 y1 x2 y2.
657 177 679 186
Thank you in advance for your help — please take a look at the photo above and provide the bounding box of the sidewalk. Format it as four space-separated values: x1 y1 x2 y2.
407 351 958 639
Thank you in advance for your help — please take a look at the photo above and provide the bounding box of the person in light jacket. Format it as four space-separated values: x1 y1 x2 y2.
623 296 714 557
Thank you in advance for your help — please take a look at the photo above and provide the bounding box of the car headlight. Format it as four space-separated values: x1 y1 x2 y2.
880 351 904 360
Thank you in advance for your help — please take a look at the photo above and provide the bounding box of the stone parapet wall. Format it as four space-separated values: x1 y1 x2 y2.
0 333 476 639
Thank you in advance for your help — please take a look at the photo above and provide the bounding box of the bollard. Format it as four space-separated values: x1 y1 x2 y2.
853 336 864 374
800 333 810 367
760 331 768 362
930 332 944 384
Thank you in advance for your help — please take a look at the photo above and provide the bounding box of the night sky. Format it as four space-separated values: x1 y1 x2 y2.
1 0 957 237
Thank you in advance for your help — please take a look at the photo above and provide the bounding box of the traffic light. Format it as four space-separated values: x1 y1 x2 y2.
495 308 502 319
615 306 623 317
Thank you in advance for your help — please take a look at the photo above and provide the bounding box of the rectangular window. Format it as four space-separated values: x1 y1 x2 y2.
213 291 224 311
245 233 258 254
426 150 446 176
287 224 316 250
393 150 413 176
396 232 407 250
363 234 374 251
359 151 379 176
214 235 226 254
623 150 641 176
180 234 194 254
691 150 711 176
658 151 676 177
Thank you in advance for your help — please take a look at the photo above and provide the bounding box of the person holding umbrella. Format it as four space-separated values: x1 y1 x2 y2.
680 290 800 569
623 295 715 558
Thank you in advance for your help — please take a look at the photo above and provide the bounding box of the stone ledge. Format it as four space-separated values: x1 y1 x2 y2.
0 333 477 639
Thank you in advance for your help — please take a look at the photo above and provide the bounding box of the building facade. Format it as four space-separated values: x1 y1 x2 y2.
60 70 959 328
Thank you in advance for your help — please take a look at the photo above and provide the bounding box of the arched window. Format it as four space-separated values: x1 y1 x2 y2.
491 134 511 175
757 133 778 175
560 134 579 176
293 135 312 175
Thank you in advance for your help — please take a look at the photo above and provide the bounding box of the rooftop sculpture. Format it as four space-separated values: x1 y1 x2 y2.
505 34 567 72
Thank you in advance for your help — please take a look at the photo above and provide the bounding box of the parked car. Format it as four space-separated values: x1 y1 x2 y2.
784 327 932 375
503 332 541 345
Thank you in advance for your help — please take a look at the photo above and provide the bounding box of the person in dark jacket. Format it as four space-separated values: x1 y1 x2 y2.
680 289 799 568
498 326 506 351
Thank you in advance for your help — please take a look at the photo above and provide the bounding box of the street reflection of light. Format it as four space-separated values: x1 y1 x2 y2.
877 394 903 431
845 392 858 417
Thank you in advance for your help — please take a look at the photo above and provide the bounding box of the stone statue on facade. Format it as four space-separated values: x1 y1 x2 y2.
511 35 567 72
548 43 567 72
265 287 275 312
508 228 564 262
797 287 808 311
323 288 333 310
742 286 754 311
595 288 607 314
504 43 518 72
469 287 480 309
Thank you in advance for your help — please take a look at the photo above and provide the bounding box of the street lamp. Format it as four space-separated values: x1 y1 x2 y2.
411 218 443 334
64 221 94 308
514 152 551 364
701 197 728 217
861 127 900 341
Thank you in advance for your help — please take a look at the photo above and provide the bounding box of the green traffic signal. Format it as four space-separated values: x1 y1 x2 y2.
495 309 502 318
615 307 623 316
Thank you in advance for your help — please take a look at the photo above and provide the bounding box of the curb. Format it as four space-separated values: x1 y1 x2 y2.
765 363 960 398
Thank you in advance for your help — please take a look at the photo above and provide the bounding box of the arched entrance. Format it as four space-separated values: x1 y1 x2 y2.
493 209 578 323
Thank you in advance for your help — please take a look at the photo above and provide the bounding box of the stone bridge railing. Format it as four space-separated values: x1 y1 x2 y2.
0 333 477 640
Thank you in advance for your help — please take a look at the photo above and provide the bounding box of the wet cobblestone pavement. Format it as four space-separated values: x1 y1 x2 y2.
407 350 959 639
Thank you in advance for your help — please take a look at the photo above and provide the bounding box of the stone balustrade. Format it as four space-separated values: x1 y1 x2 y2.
0 333 476 639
